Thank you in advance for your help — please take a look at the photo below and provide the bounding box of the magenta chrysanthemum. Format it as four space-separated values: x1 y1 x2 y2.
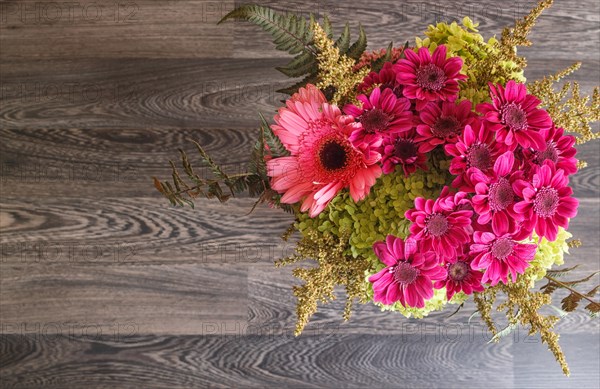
477 80 552 151
470 151 524 235
513 162 578 241
434 246 484 300
358 62 404 97
395 45 467 106
523 125 578 177
416 99 476 152
381 130 428 176
470 223 537 286
445 120 506 191
368 236 447 308
405 187 473 260
267 84 382 217
344 87 413 143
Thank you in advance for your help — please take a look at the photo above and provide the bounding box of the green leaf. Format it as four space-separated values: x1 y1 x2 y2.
335 22 351 54
346 23 367 61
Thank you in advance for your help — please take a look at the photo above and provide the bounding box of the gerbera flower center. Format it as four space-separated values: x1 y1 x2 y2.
360 108 392 133
501 103 528 131
533 186 560 218
318 140 348 171
416 63 447 91
432 116 461 138
394 138 418 160
448 261 469 282
488 178 514 211
425 213 449 237
491 237 514 260
535 141 559 164
392 262 419 285
466 143 492 171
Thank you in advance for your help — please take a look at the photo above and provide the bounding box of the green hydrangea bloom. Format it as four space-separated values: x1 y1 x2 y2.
524 227 572 283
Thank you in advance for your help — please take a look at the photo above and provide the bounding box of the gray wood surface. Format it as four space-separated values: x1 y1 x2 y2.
1 0 599 388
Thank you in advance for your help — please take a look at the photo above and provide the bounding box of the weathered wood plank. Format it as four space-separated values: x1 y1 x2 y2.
0 0 234 59
0 334 516 388
0 263 248 335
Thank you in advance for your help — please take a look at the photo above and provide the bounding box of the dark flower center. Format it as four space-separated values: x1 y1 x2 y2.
488 178 515 211
425 213 449 237
466 143 492 171
360 108 392 134
432 116 461 138
535 141 559 164
416 63 447 91
491 237 514 260
448 261 469 282
501 103 528 131
394 138 418 160
319 140 348 171
393 262 419 285
533 186 560 218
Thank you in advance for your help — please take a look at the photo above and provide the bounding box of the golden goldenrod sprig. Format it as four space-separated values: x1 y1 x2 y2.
497 279 569 376
528 63 600 144
275 228 370 336
312 22 370 105
478 274 570 376
497 0 555 67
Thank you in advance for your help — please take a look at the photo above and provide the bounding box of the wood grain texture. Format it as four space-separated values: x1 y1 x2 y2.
1 0 599 387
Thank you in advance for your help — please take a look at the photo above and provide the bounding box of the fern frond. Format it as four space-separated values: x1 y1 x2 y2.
346 23 367 61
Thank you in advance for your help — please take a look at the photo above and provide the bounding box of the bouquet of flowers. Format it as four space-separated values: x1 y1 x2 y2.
154 0 600 374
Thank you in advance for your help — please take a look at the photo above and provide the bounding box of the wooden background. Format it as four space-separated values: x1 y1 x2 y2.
1 0 599 387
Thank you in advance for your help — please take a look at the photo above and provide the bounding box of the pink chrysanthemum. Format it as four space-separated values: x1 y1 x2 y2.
368 236 447 308
344 87 413 143
513 162 578 241
470 222 537 286
267 85 382 217
381 130 428 176
470 151 524 235
395 45 466 106
434 246 484 300
416 100 476 152
405 187 473 260
477 80 552 151
445 120 505 191
358 62 404 97
523 125 578 177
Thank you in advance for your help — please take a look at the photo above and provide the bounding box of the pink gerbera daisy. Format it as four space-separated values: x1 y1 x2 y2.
405 187 473 260
381 130 428 176
416 99 476 152
358 62 404 97
523 125 578 177
470 151 524 235
434 245 484 300
395 45 466 106
445 120 505 191
477 80 552 151
344 87 413 143
368 235 447 308
470 222 537 286
267 84 382 217
513 162 578 241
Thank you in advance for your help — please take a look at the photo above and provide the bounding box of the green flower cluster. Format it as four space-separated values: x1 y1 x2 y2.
524 227 572 284
416 17 525 105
